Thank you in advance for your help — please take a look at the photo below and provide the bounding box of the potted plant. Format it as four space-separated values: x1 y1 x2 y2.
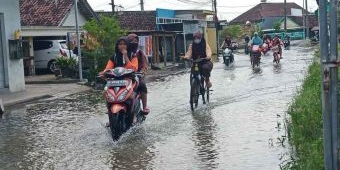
55 56 77 78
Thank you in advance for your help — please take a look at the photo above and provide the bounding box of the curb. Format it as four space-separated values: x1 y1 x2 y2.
3 94 53 108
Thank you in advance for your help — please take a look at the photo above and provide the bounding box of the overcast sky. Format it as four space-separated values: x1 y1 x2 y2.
87 0 318 21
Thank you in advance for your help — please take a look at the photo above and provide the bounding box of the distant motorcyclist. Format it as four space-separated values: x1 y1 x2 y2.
221 36 232 49
271 34 284 60
250 32 263 46
249 32 263 58
244 35 250 54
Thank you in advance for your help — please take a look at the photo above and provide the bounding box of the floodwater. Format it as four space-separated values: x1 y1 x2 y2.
0 44 314 170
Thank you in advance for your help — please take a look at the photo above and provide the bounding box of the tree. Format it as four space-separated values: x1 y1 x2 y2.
83 16 125 81
273 20 281 32
220 25 244 41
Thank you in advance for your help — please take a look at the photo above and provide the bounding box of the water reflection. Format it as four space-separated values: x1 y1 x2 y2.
108 128 155 170
191 109 219 169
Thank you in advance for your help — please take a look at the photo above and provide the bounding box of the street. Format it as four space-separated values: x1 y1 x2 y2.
0 44 314 170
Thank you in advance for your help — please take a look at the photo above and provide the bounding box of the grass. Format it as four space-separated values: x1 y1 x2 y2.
283 53 324 170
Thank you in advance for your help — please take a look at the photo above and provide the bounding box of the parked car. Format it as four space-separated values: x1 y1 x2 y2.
33 40 77 73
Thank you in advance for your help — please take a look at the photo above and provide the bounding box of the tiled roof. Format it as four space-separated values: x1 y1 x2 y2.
20 0 73 26
20 0 97 27
230 2 309 24
97 11 156 31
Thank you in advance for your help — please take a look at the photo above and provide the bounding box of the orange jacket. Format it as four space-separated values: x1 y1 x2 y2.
105 57 139 71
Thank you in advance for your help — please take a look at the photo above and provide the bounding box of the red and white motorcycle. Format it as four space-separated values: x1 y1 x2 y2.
99 67 145 140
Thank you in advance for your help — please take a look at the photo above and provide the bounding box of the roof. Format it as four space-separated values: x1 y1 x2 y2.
289 15 319 28
230 2 308 24
97 11 157 31
20 0 97 27
259 17 283 30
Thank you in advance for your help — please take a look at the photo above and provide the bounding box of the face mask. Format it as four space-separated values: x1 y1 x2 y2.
130 42 138 52
194 39 201 44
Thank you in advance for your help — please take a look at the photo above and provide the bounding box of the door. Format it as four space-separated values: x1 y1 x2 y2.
0 18 5 88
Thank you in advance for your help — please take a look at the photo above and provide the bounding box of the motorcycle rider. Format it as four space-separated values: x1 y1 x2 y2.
272 34 283 60
250 32 263 58
102 36 138 72
220 36 232 50
244 35 250 54
220 36 234 63
127 33 150 114
184 32 213 88
101 37 139 126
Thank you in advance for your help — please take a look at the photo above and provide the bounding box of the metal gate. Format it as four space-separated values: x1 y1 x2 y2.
0 17 4 89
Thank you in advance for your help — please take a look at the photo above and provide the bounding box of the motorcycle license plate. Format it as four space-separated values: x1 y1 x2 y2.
107 80 127 87
194 66 199 71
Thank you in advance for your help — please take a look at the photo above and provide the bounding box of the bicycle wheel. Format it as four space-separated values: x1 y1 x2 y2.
190 79 199 111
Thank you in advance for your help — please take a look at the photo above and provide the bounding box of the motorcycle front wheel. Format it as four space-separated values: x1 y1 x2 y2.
108 112 128 141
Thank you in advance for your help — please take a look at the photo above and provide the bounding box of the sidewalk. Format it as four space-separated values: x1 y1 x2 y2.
0 84 91 108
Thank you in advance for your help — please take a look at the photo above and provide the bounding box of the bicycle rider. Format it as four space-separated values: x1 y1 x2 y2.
183 32 213 88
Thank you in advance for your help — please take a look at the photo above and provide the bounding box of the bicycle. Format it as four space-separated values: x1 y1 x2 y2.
186 58 211 111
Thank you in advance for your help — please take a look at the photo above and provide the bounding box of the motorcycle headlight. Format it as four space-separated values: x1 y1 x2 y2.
106 91 115 101
117 90 129 101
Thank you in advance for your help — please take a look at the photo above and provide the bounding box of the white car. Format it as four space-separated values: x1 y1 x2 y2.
33 40 77 72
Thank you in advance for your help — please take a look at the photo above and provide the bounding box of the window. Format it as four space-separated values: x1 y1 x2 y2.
33 41 53 51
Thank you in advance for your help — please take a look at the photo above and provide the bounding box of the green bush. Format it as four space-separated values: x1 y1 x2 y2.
56 57 77 69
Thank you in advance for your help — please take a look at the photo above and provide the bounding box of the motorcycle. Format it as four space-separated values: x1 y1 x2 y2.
272 45 281 64
283 40 290 50
99 67 145 141
223 47 234 67
250 45 261 69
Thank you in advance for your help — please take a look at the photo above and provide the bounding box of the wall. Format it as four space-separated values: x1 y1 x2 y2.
207 28 217 56
156 8 175 18
0 0 25 92
62 7 87 27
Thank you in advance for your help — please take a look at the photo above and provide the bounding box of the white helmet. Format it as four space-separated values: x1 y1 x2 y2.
246 21 251 26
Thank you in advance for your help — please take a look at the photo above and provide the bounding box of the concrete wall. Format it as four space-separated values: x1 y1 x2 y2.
62 7 87 27
0 0 25 92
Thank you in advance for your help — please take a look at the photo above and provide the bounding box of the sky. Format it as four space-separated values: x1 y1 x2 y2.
87 0 318 21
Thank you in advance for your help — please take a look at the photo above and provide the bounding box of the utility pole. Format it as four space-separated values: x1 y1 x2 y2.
284 0 287 32
305 0 309 39
140 0 144 11
74 0 83 80
110 0 115 15
213 0 219 56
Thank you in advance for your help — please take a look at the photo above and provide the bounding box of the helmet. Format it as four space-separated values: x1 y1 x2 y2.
254 32 258 36
246 21 251 26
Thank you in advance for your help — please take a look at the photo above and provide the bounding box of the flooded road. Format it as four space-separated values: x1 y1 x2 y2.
0 44 314 170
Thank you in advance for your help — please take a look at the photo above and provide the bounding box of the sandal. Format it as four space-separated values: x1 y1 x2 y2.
142 107 150 115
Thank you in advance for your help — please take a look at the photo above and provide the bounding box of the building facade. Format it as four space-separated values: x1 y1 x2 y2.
0 0 25 92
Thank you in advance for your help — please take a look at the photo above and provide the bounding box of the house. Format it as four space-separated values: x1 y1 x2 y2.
20 0 98 75
0 0 25 92
230 2 318 39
